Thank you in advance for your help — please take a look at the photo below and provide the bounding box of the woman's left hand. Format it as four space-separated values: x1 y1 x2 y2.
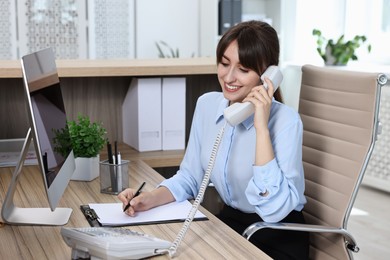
243 77 274 130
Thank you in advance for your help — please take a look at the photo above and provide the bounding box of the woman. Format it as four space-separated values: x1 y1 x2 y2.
118 20 309 259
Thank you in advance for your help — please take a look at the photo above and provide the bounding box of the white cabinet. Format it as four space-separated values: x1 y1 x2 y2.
88 0 135 59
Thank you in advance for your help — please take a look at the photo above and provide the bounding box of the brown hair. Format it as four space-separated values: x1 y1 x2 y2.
216 20 283 102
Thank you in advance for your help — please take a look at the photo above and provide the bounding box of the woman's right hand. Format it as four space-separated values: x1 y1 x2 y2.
117 186 175 216
117 188 154 216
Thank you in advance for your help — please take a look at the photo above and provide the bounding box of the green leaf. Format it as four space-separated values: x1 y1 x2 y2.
155 40 181 58
312 28 371 65
52 114 107 158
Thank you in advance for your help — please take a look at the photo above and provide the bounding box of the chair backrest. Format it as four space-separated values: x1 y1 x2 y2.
298 65 383 259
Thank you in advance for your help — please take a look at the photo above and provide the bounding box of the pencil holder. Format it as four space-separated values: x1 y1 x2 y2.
99 159 129 194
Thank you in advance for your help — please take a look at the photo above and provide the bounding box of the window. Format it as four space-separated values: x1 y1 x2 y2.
382 0 390 32
285 0 346 64
344 0 390 64
287 0 390 65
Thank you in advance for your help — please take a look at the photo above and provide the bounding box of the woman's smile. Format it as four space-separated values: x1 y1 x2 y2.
225 83 240 92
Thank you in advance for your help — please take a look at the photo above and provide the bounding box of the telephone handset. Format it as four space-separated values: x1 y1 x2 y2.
223 65 283 126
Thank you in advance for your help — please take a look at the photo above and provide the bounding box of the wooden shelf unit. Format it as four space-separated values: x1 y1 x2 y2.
0 58 220 143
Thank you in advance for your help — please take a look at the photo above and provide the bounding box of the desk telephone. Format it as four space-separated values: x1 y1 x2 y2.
61 227 172 259
60 66 283 260
224 65 283 126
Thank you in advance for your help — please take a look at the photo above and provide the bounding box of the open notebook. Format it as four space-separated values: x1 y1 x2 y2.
84 200 207 227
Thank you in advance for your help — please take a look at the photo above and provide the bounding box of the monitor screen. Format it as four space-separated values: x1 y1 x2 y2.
21 47 75 211
1 47 74 225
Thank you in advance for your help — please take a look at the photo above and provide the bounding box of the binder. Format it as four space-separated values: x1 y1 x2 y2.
162 77 186 150
122 78 162 152
219 0 242 35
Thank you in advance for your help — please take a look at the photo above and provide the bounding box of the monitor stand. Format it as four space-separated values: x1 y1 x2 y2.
1 128 72 225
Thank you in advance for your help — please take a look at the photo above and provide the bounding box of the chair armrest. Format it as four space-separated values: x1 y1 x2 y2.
242 222 359 253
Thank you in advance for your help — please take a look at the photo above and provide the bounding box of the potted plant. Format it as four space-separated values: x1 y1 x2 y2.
53 114 107 181
155 40 195 58
155 40 180 58
312 29 371 65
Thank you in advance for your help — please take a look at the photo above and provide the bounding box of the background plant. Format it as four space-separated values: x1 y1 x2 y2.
155 40 195 58
155 41 180 58
312 29 371 65
53 114 107 158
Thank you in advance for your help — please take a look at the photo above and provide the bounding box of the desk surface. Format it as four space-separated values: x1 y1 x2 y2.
0 152 270 259
0 57 217 78
115 147 185 169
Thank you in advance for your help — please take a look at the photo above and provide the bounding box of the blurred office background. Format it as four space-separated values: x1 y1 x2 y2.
0 0 388 64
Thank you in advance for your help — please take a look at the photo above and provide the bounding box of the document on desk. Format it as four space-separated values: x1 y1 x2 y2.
0 151 38 167
88 200 208 226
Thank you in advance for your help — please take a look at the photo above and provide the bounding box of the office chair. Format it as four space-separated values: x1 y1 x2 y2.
243 65 388 259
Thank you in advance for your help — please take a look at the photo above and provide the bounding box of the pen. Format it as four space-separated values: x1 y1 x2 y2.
114 141 118 165
107 142 113 164
123 181 146 212
107 141 117 191
117 152 122 190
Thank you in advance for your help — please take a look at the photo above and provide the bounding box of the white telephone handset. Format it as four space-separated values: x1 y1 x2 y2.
223 65 283 126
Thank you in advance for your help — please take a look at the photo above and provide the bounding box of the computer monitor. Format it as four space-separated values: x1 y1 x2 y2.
1 48 75 225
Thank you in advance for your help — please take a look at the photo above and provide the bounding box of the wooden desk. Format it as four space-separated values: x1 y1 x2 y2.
0 158 270 259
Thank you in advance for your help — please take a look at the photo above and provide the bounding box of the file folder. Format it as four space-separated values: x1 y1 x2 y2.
162 77 186 150
122 78 162 152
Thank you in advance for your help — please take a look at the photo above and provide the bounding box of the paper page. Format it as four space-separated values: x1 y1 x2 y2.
89 200 207 226
0 151 38 167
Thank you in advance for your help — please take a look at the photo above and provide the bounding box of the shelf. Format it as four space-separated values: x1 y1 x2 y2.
0 57 217 78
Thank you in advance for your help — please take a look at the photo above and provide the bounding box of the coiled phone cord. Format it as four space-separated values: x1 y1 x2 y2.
156 123 226 258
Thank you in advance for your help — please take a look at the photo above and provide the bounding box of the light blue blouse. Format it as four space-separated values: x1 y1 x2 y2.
160 92 306 223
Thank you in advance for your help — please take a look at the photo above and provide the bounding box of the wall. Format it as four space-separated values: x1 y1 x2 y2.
0 0 219 60
135 0 200 59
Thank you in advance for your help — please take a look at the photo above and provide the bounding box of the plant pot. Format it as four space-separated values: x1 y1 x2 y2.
325 57 347 66
324 46 347 66
71 155 100 181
